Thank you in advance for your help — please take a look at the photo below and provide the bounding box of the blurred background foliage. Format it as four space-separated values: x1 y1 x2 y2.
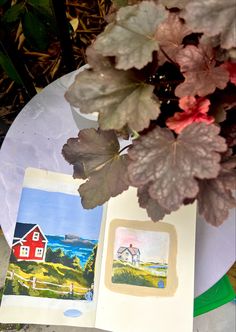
0 0 111 146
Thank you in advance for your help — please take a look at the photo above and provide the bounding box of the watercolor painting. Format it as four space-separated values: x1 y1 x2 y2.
4 186 103 301
112 227 170 289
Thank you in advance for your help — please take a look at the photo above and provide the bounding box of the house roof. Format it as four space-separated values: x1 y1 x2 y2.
14 222 38 239
13 222 49 245
117 246 140 256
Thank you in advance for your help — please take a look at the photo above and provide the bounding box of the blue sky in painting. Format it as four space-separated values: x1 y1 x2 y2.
17 188 103 240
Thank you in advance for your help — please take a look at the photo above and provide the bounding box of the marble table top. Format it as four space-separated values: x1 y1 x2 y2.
0 69 235 298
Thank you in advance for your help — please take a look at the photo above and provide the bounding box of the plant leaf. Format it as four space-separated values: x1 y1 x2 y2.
175 44 229 97
65 67 161 131
112 0 129 7
128 123 227 211
160 0 189 9
182 0 236 49
0 0 8 5
223 62 236 85
3 3 25 23
197 159 236 226
94 1 167 70
27 0 53 17
79 154 130 208
0 52 23 84
209 85 236 123
221 122 236 148
22 11 49 50
166 96 214 133
62 129 120 179
156 13 191 65
62 129 130 208
138 184 170 221
86 45 113 71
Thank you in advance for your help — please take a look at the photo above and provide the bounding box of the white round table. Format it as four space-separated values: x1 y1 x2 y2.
0 69 235 298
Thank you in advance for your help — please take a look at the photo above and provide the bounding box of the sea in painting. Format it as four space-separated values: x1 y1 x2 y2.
4 186 103 301
46 235 97 268
112 227 169 289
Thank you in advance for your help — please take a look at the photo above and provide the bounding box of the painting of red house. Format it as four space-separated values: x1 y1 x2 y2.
12 222 48 262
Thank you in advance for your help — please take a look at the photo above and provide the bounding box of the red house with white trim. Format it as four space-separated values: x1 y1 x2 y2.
12 222 48 262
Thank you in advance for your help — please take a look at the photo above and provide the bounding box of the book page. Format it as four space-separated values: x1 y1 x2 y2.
0 168 106 328
95 187 196 332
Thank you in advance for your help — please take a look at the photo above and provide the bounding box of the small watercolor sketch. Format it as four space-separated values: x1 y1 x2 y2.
4 186 103 302
112 227 170 289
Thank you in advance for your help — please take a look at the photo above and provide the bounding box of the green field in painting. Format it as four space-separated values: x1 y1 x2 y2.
4 261 89 300
112 260 167 288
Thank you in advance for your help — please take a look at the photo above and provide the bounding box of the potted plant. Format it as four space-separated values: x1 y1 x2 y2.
62 0 236 226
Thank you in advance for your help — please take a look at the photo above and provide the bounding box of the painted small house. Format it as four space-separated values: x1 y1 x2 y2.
117 244 140 266
12 222 48 262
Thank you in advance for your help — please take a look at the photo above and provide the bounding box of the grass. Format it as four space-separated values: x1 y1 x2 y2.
112 260 167 288
4 261 90 299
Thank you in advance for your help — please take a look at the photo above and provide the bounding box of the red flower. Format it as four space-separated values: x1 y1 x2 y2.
166 96 214 134
223 62 236 85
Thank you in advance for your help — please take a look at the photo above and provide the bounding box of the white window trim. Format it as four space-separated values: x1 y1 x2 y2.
35 247 44 258
20 246 30 257
32 232 40 241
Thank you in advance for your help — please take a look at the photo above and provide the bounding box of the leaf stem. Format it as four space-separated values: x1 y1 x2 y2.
119 144 133 154
159 47 177 66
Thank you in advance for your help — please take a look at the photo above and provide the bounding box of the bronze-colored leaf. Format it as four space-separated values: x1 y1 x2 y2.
79 155 130 208
175 44 229 97
198 158 236 226
138 184 170 221
128 123 227 211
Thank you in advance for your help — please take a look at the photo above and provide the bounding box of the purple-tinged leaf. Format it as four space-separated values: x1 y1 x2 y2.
79 155 130 208
65 67 161 132
128 123 227 211
198 158 236 226
62 129 130 209
175 44 229 97
62 129 120 179
182 0 236 49
94 1 168 70
138 184 170 221
156 13 191 65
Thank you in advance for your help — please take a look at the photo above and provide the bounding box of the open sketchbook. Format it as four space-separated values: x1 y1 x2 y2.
0 168 196 332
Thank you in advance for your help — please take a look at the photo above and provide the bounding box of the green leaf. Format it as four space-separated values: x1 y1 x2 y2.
182 0 236 49
22 11 49 50
0 52 23 84
0 0 8 5
65 67 161 132
94 1 168 70
26 0 52 17
62 129 130 209
128 123 227 212
3 3 25 23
